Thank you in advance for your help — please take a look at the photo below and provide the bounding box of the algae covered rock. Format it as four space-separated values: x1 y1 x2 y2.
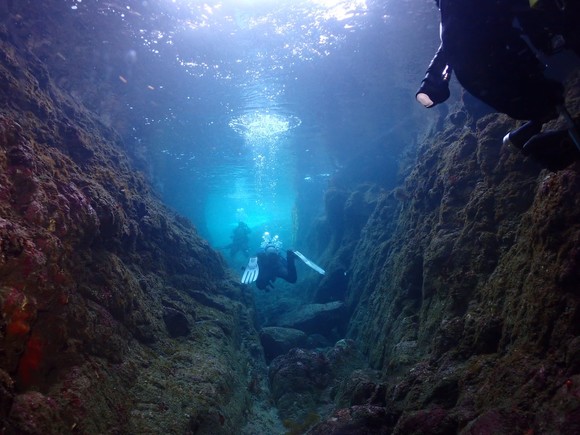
269 348 332 421
308 405 397 435
162 307 191 337
0 4 263 433
277 301 346 336
260 326 307 363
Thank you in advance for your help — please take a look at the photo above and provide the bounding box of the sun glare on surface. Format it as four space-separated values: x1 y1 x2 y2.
310 0 367 21
170 0 367 19
131 0 371 81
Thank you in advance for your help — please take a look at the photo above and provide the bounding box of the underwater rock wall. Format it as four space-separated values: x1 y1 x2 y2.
308 184 391 303
0 10 261 435
344 80 580 432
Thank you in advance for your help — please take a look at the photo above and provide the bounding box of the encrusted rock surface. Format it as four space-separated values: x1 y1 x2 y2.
332 78 580 433
297 74 580 433
0 5 264 434
276 301 346 336
269 339 367 428
260 326 307 363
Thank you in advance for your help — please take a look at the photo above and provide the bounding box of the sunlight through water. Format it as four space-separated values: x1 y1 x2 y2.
227 110 299 213
139 0 371 79
229 111 302 140
76 0 377 249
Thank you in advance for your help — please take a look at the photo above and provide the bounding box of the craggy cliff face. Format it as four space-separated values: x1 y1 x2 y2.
339 82 580 432
0 3 262 434
296 84 580 432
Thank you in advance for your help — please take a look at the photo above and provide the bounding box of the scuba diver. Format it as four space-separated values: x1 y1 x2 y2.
229 221 251 259
254 245 298 291
241 232 325 291
416 0 580 171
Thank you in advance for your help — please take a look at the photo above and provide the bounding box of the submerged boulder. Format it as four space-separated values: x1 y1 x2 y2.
276 301 346 336
260 326 307 363
268 340 370 426
333 369 386 408
269 348 332 422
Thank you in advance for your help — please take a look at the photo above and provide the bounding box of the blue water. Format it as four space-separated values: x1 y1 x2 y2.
84 0 440 260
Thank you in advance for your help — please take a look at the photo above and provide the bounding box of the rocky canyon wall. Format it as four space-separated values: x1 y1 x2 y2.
341 79 580 432
0 6 262 434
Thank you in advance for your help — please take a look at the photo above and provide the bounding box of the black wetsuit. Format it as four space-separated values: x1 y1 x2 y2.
255 251 297 291
420 0 567 121
230 222 250 258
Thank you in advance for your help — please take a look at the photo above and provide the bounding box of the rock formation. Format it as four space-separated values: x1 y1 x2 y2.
0 5 264 434
307 78 580 432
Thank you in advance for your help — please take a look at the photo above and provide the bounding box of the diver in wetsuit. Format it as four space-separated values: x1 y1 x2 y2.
240 233 325 288
255 245 297 291
416 0 580 170
229 221 251 258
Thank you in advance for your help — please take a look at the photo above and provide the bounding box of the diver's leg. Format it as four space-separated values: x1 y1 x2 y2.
558 105 580 151
503 120 544 149
285 250 297 284
522 128 580 171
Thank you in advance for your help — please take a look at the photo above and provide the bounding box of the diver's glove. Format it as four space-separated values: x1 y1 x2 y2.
416 71 450 108
416 44 451 108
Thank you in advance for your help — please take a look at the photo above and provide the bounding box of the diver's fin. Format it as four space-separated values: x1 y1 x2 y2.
241 257 259 284
292 250 325 275
522 129 580 171
557 105 580 152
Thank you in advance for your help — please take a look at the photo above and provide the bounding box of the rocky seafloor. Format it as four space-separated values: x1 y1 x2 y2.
1 1 580 434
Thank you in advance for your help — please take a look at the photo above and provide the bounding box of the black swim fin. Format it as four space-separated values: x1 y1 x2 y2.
522 128 580 171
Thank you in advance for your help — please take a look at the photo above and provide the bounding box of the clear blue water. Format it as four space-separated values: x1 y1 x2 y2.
77 0 440 259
